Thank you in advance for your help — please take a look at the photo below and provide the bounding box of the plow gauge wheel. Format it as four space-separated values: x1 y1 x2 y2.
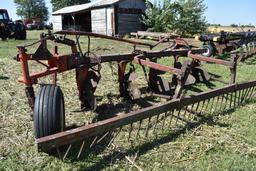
33 85 65 138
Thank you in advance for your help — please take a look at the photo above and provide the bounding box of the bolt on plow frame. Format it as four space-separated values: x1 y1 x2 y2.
15 31 256 160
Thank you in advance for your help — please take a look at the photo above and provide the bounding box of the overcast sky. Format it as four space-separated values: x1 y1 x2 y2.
1 0 256 25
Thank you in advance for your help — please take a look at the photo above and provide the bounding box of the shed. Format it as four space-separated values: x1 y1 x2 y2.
52 0 147 36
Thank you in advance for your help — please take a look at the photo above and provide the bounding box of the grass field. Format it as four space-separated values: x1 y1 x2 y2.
1 30 256 170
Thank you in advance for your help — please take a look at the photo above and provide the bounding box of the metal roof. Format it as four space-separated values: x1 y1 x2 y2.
52 0 120 15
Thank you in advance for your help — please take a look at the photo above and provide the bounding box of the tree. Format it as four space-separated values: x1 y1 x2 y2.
14 0 49 22
240 24 255 28
175 0 207 36
51 0 91 11
230 24 238 27
142 0 207 36
141 0 182 32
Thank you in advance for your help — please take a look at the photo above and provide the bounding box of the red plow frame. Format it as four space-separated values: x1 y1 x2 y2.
15 31 256 160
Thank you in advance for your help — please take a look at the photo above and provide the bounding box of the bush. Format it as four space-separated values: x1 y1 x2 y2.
141 0 207 36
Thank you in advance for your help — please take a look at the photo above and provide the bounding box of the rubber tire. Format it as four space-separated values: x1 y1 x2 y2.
14 23 26 40
202 44 214 57
33 85 65 138
0 27 8 41
20 29 27 40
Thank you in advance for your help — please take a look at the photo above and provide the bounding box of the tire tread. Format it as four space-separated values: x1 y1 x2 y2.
33 85 65 138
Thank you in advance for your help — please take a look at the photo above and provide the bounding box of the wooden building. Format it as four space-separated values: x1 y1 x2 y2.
52 0 146 36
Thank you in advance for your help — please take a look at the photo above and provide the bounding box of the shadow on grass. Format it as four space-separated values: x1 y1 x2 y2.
59 104 240 170
243 56 256 65
93 94 160 121
79 108 235 171
0 76 9 80
50 82 252 170
49 94 163 161
186 81 217 93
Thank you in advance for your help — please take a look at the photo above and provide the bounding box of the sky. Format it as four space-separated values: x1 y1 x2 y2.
1 0 256 25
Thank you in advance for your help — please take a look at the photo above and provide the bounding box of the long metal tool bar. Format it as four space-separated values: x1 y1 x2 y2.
55 30 154 48
188 52 233 66
196 31 256 43
93 48 205 63
55 30 190 50
37 80 256 153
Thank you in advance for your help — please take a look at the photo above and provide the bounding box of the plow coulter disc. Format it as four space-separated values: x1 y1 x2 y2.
36 81 256 160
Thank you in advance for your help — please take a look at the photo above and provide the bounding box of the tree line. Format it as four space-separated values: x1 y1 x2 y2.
14 0 207 36
17 0 256 36
14 0 90 22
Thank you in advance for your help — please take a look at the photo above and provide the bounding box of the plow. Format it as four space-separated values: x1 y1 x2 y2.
15 30 256 160
196 31 256 57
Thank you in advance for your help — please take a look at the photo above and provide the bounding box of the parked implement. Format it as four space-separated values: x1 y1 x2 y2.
196 31 256 57
16 30 206 114
16 31 256 160
0 9 26 40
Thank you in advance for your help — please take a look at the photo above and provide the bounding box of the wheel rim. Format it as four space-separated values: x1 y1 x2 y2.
202 48 210 56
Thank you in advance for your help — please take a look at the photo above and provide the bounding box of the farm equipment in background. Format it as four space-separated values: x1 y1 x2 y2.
15 30 256 160
0 9 26 41
24 18 52 30
130 31 179 41
195 31 256 57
